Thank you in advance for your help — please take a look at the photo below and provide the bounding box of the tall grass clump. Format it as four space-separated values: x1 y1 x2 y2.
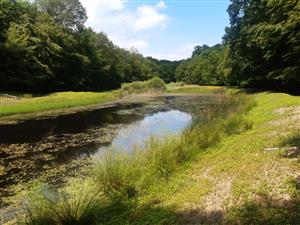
121 77 166 95
19 181 102 225
93 152 141 200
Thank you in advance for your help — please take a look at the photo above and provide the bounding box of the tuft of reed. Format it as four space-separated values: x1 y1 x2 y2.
19 181 102 225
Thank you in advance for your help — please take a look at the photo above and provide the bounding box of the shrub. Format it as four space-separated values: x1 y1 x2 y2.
121 77 166 95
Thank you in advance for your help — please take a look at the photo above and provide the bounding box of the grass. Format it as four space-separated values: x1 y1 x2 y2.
0 91 119 118
5 86 300 225
166 84 224 94
0 78 166 121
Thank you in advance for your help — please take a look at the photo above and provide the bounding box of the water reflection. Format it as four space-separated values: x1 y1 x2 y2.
96 110 192 153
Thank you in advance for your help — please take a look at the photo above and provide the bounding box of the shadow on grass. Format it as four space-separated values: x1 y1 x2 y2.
93 200 180 225
92 191 300 225
280 133 300 149
235 87 300 96
226 195 300 225
178 194 300 225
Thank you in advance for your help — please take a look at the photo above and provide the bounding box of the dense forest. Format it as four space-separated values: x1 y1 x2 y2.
176 0 300 91
0 0 177 93
0 0 299 93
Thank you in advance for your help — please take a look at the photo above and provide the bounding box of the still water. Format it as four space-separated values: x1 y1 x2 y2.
0 94 213 205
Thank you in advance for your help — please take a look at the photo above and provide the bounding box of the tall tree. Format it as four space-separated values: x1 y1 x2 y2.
224 0 300 90
35 0 87 31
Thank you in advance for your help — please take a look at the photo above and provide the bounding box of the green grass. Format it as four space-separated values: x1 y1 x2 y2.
9 87 300 225
0 91 119 118
0 78 166 120
166 84 224 94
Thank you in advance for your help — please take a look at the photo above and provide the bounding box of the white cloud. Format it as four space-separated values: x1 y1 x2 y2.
134 4 168 31
147 43 197 60
80 0 169 52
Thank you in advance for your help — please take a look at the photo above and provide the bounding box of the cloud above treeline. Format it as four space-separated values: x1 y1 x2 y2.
80 0 169 51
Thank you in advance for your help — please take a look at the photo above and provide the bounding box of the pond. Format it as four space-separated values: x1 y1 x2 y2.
0 94 215 206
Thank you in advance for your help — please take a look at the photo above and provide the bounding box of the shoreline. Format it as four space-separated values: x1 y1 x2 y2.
0 92 209 125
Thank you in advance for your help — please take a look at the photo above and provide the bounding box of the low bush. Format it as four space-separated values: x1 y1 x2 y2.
121 77 166 95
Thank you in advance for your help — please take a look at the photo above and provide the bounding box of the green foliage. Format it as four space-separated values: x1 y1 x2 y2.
121 77 166 95
0 0 170 93
174 0 299 91
175 44 228 85
224 0 300 90
93 152 140 200
35 0 87 31
147 57 181 83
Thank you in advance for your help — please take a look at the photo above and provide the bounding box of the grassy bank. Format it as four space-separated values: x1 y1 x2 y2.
0 78 167 122
0 91 119 118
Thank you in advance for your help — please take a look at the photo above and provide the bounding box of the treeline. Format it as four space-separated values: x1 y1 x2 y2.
0 0 176 93
1 0 299 93
176 0 300 91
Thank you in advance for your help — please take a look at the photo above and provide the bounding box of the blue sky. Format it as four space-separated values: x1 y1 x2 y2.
80 0 230 60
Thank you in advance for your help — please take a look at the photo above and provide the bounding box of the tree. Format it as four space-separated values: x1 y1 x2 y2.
192 44 209 57
176 44 227 85
224 0 300 90
35 0 87 31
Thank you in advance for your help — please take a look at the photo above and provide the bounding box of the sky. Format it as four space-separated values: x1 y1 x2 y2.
79 0 230 60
